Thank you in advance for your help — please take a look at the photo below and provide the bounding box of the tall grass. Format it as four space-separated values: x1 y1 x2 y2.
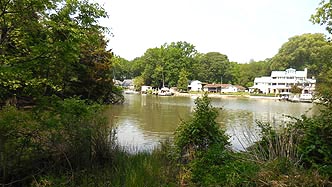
31 143 178 187
243 121 300 164
234 119 332 186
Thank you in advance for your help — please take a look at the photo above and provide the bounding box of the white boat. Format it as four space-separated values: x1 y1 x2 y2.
288 93 313 103
299 93 313 103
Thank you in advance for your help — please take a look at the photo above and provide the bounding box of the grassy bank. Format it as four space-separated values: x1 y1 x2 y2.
31 146 178 187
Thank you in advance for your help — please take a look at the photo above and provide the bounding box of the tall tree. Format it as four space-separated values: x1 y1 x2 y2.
177 69 189 91
311 1 332 106
0 0 121 104
311 0 332 35
269 33 329 76
194 52 232 83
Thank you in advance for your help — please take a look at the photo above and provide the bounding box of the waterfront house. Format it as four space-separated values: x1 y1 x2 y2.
220 84 238 93
122 79 135 90
203 83 222 92
235 85 246 92
203 84 240 93
249 68 316 95
188 80 203 92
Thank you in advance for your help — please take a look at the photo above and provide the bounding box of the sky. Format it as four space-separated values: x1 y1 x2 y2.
97 0 327 63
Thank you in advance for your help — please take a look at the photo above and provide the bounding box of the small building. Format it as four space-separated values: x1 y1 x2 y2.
188 80 203 92
122 79 134 90
203 84 247 93
220 84 238 93
234 85 246 92
203 84 222 93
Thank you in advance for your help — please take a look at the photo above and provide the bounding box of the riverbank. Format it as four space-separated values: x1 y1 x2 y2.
174 92 280 100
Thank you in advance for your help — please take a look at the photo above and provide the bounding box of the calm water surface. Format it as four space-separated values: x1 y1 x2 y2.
105 94 318 151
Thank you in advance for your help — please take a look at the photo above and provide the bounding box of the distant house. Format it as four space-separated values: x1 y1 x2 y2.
249 68 316 94
122 79 134 90
234 85 246 92
203 84 243 93
188 80 203 92
220 84 238 93
203 84 222 93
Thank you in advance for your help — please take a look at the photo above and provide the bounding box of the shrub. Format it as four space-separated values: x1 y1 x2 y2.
174 93 229 159
174 93 230 186
0 98 114 186
293 109 332 171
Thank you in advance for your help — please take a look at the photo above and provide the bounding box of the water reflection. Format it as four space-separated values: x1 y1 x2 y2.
105 94 317 151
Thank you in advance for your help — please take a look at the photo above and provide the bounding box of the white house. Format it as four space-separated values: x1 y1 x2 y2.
220 84 238 93
188 80 203 92
249 68 316 95
203 84 239 93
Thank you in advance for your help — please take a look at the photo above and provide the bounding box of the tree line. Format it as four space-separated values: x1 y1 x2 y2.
113 33 332 95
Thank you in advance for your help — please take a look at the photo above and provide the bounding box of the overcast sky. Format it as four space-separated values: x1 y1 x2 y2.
97 0 326 63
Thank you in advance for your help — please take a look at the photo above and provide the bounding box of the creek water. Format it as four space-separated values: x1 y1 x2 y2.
105 94 318 151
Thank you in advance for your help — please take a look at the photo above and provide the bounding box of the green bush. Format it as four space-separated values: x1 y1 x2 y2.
174 93 229 158
174 93 230 186
189 146 259 186
293 109 332 170
0 98 114 186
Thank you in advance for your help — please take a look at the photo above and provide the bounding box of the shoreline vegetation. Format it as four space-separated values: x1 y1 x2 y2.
174 92 280 100
1 95 331 186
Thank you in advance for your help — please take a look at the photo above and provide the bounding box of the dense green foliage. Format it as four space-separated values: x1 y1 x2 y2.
310 1 332 106
0 0 122 105
0 98 114 186
174 94 231 185
177 69 189 91
174 94 229 156
171 94 332 186
311 0 332 34
294 109 332 170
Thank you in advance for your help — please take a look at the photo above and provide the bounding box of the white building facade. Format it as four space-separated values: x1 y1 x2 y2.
250 68 316 95
188 80 203 92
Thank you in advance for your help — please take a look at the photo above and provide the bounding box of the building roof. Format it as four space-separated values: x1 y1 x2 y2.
270 68 307 78
204 84 233 88
122 79 133 87
190 80 202 84
254 77 271 83
234 85 246 90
